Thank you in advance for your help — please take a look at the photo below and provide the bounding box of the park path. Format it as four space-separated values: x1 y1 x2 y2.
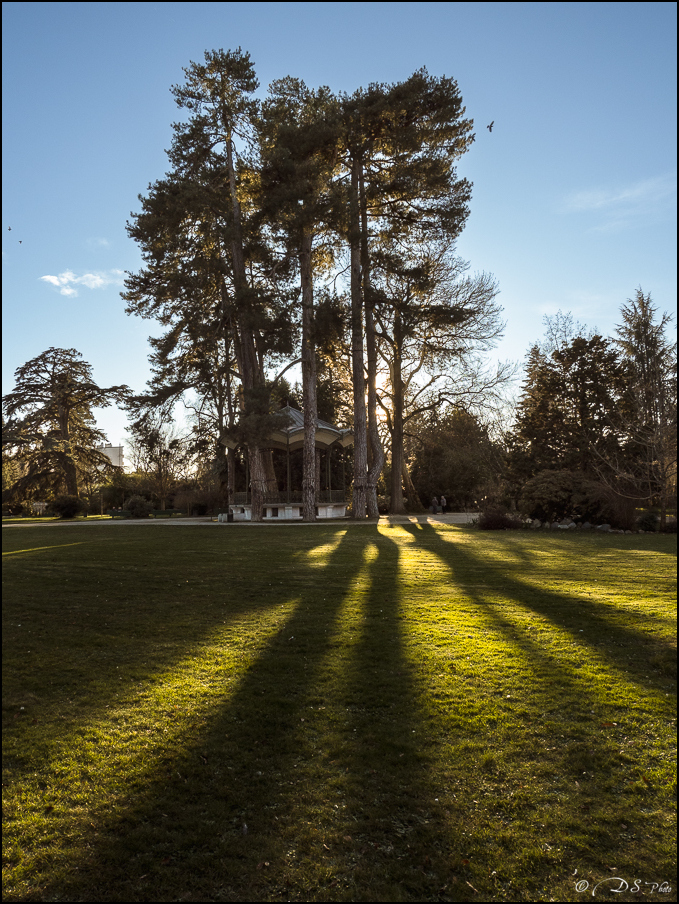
2 513 477 528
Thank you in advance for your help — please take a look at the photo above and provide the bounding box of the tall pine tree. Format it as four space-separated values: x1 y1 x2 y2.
340 69 474 516
613 289 677 525
259 78 342 520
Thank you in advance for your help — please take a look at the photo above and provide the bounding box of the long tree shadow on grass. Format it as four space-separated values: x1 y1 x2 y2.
5 525 674 901
409 523 676 697
26 525 456 902
6 525 367 897
3 526 348 783
396 523 675 890
333 527 465 900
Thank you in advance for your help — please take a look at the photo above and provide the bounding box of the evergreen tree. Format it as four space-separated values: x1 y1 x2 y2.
258 78 342 520
510 335 627 479
611 289 677 525
2 348 129 499
340 69 474 516
615 289 676 431
172 49 286 520
409 407 501 510
125 49 295 520
124 51 483 522
123 235 242 510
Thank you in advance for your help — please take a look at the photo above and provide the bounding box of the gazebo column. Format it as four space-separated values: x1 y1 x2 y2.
327 445 332 498
342 447 345 499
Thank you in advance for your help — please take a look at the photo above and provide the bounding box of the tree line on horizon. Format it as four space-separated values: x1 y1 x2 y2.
2 50 677 526
2 296 675 527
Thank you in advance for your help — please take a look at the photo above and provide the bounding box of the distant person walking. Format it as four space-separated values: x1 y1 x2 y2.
431 496 439 514
440 494 447 513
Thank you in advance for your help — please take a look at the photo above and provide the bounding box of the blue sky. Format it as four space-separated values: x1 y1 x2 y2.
2 1 676 445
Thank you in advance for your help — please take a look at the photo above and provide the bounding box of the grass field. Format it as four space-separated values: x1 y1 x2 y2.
2 522 676 902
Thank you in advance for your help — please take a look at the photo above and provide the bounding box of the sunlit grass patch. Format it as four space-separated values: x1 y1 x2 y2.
296 530 348 567
2 523 676 902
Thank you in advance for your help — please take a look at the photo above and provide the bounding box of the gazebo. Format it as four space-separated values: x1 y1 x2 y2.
220 404 354 520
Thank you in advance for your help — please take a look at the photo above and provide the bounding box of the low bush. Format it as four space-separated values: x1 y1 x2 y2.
50 495 85 519
520 470 575 522
571 481 635 530
519 470 635 529
477 504 523 530
636 510 659 532
2 501 26 517
123 495 153 518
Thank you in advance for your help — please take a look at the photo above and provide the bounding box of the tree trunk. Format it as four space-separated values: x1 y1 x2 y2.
360 166 385 519
223 345 236 506
57 405 79 497
248 447 267 522
62 455 79 497
225 132 269 520
350 155 367 519
227 447 235 504
263 449 279 497
215 382 230 507
389 318 407 513
365 305 384 518
300 229 317 521
402 458 424 512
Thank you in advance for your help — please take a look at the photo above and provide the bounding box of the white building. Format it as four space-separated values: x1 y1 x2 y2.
97 444 124 469
220 405 353 520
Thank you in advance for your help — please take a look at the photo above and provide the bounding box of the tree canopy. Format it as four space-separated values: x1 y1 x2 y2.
122 48 496 520
508 296 677 528
5 50 672 529
2 348 129 499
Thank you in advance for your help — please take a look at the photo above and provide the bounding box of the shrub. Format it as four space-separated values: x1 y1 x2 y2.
571 480 635 529
173 486 224 517
477 504 523 530
636 510 659 532
2 501 26 517
51 495 85 519
519 470 635 529
123 495 153 518
519 471 575 521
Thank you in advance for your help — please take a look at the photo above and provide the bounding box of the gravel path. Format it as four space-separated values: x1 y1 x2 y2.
3 513 477 528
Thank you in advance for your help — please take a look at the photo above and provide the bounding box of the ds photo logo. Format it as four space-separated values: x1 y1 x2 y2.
575 876 672 896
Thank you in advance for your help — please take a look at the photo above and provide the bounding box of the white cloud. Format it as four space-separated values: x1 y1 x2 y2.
39 268 125 297
86 237 111 248
562 173 676 231
78 273 106 289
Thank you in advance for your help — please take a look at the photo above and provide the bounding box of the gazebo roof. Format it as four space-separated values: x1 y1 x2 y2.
221 404 354 452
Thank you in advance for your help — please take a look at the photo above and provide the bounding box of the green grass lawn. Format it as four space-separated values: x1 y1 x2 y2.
2 523 676 902
1 515 113 525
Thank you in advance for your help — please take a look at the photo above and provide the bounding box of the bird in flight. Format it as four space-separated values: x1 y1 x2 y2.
8 226 11 231
487 121 494 132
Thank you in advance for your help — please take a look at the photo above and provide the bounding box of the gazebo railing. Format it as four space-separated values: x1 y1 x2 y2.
232 490 346 505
